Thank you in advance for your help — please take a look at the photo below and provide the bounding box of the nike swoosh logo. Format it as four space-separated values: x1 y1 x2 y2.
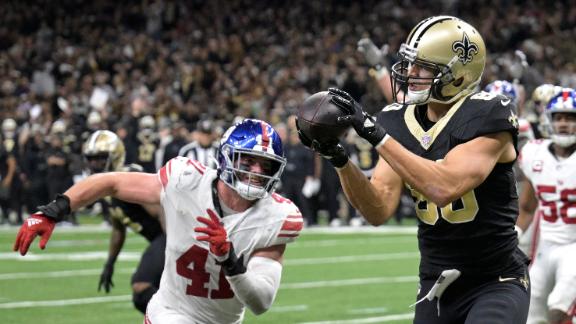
498 276 516 282
501 99 511 106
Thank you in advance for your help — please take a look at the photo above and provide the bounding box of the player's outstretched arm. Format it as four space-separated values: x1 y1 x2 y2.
227 245 285 315
336 157 402 226
357 38 403 104
13 172 161 255
65 172 161 210
376 131 515 207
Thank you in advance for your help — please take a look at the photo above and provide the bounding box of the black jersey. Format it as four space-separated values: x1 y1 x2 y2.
376 92 529 278
101 164 163 242
348 137 379 177
107 197 163 242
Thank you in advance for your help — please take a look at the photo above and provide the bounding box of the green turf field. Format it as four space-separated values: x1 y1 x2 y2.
0 223 420 324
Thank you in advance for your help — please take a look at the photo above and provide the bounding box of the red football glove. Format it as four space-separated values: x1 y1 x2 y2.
13 213 56 256
195 209 231 262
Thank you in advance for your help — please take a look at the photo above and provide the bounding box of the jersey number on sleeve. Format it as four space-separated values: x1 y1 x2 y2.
536 185 576 224
470 92 498 101
176 245 234 299
272 193 292 204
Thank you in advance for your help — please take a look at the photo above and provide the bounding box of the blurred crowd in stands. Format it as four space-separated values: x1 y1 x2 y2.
1 0 575 226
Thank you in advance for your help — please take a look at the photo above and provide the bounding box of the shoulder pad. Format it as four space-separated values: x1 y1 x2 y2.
468 93 519 137
158 156 206 190
269 193 303 245
375 103 405 131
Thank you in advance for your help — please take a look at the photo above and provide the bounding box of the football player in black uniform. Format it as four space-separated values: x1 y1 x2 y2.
83 130 165 314
298 16 530 323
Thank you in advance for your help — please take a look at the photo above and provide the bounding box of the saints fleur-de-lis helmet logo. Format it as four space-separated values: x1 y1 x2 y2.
452 32 479 65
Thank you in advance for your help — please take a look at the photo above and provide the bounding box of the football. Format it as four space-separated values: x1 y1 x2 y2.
296 91 349 144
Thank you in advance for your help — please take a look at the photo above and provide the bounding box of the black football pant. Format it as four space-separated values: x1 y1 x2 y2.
132 234 166 288
414 272 530 324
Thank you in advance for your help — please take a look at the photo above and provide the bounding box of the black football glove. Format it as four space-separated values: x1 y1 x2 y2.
296 119 349 168
328 88 387 147
98 260 115 293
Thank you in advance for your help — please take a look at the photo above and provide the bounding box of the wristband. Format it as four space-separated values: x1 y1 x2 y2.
364 124 388 147
374 66 389 80
217 245 247 276
37 194 71 222
328 153 349 169
375 134 392 149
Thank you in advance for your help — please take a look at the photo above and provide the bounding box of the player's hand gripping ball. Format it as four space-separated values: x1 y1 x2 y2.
296 91 350 144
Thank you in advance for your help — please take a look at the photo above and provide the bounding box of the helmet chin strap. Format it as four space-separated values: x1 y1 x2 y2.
406 88 431 104
234 181 266 201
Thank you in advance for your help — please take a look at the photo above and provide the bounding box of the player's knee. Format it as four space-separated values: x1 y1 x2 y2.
132 284 157 314
547 308 570 324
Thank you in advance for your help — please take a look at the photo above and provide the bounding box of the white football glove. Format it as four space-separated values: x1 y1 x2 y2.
514 225 524 238
302 177 321 198
357 38 389 68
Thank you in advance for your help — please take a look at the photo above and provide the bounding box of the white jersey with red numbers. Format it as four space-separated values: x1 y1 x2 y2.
146 157 303 324
519 139 576 324
519 139 576 245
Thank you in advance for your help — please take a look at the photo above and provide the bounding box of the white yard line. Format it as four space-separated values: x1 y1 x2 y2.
0 268 134 280
0 225 111 233
347 307 389 315
298 313 414 324
47 236 145 247
0 276 417 309
269 304 309 313
0 251 143 261
285 253 419 265
0 251 417 279
303 227 417 235
281 276 417 289
0 295 131 309
293 236 415 248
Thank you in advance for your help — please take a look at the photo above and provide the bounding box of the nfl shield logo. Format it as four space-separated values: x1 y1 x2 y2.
421 134 432 148
532 160 543 172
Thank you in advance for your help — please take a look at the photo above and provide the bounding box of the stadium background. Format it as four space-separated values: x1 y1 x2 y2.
0 0 575 322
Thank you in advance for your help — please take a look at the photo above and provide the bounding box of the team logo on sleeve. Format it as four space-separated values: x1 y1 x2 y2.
508 111 519 129
452 32 479 65
532 160 543 172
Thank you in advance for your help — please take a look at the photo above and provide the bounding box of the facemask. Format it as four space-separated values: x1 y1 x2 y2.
406 88 431 105
234 181 266 201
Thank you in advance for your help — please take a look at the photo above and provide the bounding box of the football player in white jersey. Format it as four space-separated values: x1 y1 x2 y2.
14 119 303 324
517 88 576 324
